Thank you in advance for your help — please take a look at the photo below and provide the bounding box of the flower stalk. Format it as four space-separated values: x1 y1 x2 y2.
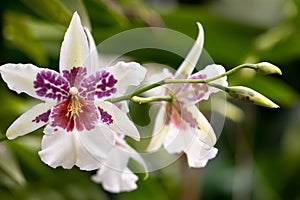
108 62 282 105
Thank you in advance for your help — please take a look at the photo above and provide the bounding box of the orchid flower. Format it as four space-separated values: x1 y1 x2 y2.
0 12 146 170
146 23 228 168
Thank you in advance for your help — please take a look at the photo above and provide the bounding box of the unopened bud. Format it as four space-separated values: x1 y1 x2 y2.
255 62 282 75
226 86 279 108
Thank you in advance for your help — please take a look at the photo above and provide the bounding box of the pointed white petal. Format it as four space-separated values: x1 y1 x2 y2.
185 140 218 168
174 22 204 78
84 27 99 73
6 102 54 139
96 101 140 141
146 105 169 152
105 61 147 96
39 125 114 170
59 12 90 72
0 64 51 100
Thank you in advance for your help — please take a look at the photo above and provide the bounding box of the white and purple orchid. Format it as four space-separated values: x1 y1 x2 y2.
0 12 146 170
147 23 228 168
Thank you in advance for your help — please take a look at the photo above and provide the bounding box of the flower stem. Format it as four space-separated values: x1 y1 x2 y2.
131 95 173 104
108 63 259 103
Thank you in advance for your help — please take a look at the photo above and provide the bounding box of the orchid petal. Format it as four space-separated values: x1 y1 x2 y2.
84 27 99 74
162 104 216 154
78 124 115 162
114 101 129 113
184 105 217 146
92 164 138 193
116 136 148 176
174 22 204 78
0 64 51 100
59 12 90 73
106 61 147 96
163 121 189 154
39 125 114 170
146 105 168 152
176 64 227 104
196 64 227 93
6 102 54 139
185 140 218 168
96 101 140 141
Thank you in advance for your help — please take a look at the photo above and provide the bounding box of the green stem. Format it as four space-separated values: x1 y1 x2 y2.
107 63 257 103
108 80 165 103
131 95 173 104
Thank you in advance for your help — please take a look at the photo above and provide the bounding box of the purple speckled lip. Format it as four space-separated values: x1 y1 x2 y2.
32 66 118 132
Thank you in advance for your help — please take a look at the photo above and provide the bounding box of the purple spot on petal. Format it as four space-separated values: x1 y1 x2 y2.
80 70 117 100
179 73 209 102
62 67 87 87
98 107 113 125
32 109 51 123
34 70 69 101
181 106 199 129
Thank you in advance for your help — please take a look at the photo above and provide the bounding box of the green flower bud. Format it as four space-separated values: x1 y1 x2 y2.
255 62 282 75
226 86 279 108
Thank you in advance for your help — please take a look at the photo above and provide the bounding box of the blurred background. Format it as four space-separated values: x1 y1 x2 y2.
0 0 299 199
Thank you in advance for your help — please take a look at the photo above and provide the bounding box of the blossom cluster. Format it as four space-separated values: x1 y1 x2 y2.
0 12 280 193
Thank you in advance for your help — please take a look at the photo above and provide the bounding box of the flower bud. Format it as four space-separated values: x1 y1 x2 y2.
226 86 279 108
255 62 282 75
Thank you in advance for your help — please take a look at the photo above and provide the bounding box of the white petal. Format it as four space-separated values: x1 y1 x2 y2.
92 166 138 193
162 104 216 154
78 124 115 163
59 12 90 72
198 64 228 93
117 137 148 175
95 101 140 141
92 145 139 193
6 102 54 139
146 105 169 152
174 22 204 78
114 101 129 113
39 125 114 170
184 105 217 146
0 63 50 100
163 121 192 154
84 27 99 73
105 61 147 96
185 140 218 168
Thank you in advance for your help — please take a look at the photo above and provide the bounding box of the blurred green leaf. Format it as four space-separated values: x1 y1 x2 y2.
86 0 130 27
0 141 26 187
19 0 72 26
60 0 91 29
243 75 298 107
3 11 49 66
